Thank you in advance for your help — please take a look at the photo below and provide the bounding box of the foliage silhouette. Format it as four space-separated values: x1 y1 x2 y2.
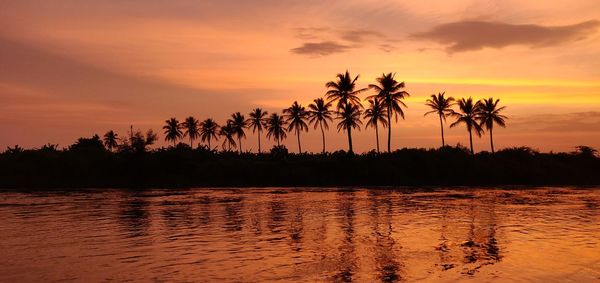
163 118 183 146
425 92 455 147
336 103 363 154
368 73 409 153
477 98 507 153
219 122 237 152
326 70 366 110
248 108 268 153
228 112 247 154
266 113 287 146
364 98 388 153
182 116 200 148
283 101 309 154
200 118 219 150
450 98 484 155
308 98 333 153
103 130 119 152
1 141 597 188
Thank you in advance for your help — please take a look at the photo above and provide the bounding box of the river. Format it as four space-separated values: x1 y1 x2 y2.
1 187 599 282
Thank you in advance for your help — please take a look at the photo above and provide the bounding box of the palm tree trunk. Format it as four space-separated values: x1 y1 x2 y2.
277 137 280 147
375 123 380 153
258 128 262 153
347 127 353 154
238 137 242 154
490 127 494 153
468 128 474 155
387 106 391 153
439 114 445 147
296 128 302 154
190 136 193 148
320 122 325 154
208 139 211 150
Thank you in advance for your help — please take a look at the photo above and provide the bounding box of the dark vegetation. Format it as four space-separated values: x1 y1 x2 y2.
1 138 598 189
3 71 597 188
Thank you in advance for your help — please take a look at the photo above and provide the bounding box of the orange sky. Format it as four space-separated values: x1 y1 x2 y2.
1 1 599 153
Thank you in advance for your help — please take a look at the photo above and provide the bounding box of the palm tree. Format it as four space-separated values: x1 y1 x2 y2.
228 112 247 154
163 118 183 146
477 98 507 153
450 98 483 155
266 113 287 146
248 108 268 153
283 101 308 154
336 103 362 153
325 70 366 110
308 98 333 153
363 98 387 153
424 92 455 147
200 118 219 150
182 116 200 148
368 73 409 153
103 130 119 152
219 122 236 151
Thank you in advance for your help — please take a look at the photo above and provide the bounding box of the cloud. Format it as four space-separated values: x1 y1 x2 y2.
339 29 385 43
412 20 600 52
510 111 600 132
290 41 351 57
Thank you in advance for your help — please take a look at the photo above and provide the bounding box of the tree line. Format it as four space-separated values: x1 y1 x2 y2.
99 71 508 155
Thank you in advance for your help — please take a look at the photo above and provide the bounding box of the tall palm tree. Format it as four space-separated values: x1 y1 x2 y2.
219 122 236 151
308 98 333 153
325 70 366 110
248 108 268 153
368 73 409 153
336 103 362 153
477 97 507 153
450 98 484 155
283 101 308 154
363 98 387 153
103 130 119 152
182 116 200 148
228 112 247 154
163 118 183 146
424 92 455 147
200 118 219 150
266 113 287 146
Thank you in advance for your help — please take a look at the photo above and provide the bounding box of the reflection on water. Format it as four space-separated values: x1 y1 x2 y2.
1 188 600 282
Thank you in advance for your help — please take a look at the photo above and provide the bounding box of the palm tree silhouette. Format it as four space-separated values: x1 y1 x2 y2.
308 98 333 153
182 116 200 148
450 98 484 154
200 118 219 150
477 98 507 153
368 73 409 153
336 103 362 153
326 70 366 110
248 108 268 153
103 130 119 152
163 118 183 146
219 122 237 151
228 112 247 154
266 113 287 146
283 101 309 154
363 98 388 153
425 92 455 147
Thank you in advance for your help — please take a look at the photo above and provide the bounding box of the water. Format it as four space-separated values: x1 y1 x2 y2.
0 188 599 282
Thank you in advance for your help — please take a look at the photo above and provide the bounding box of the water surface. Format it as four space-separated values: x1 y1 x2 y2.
1 187 599 282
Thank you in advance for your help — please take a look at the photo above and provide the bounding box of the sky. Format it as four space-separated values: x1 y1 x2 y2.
1 0 599 153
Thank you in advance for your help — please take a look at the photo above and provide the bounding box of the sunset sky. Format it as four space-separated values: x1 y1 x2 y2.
1 0 599 153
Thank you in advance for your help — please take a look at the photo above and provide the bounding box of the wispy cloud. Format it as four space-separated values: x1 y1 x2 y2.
412 20 600 53
510 111 600 132
290 41 351 57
